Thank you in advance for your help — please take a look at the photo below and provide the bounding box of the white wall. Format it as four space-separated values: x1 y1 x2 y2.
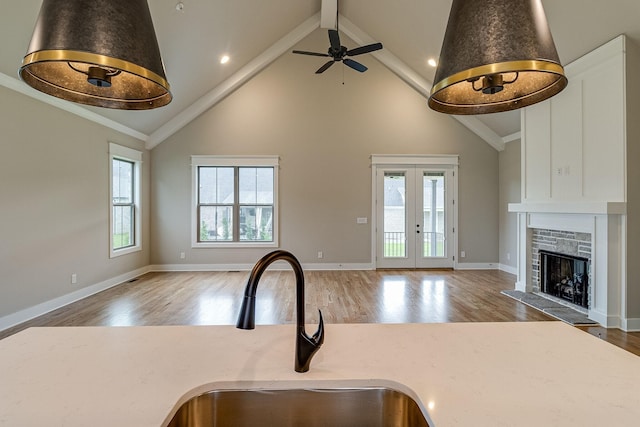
150 29 499 267
0 85 150 320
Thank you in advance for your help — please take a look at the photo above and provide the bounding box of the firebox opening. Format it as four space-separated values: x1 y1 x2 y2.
539 250 590 309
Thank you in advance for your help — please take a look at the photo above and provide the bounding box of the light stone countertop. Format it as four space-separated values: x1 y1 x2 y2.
1 322 639 426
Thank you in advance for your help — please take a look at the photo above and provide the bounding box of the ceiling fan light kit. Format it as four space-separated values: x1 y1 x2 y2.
20 0 171 110
428 0 567 115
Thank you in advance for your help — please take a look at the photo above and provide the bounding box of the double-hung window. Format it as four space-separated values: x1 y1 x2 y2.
109 143 142 257
192 156 279 248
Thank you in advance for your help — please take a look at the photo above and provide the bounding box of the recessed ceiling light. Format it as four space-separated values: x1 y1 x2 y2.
175 2 184 12
220 55 230 64
427 58 437 67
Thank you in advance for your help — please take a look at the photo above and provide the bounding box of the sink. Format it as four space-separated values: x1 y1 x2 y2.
165 382 432 427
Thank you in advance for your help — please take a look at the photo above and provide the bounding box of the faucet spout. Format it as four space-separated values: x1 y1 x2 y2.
236 250 324 373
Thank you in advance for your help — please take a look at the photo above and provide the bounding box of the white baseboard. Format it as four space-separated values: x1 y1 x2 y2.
150 262 375 272
0 266 151 333
150 263 254 272
301 262 375 270
620 317 640 332
498 264 517 275
455 262 499 270
587 309 621 329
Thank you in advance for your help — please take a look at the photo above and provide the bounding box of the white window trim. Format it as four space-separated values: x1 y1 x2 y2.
109 143 142 258
191 155 279 249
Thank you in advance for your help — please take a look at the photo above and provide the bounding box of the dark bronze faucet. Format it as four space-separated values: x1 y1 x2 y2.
236 250 324 373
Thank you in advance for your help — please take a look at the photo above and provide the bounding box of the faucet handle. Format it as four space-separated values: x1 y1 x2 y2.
311 309 325 344
295 309 325 373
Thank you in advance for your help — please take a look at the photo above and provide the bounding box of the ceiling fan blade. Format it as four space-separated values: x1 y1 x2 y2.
328 29 341 51
292 50 330 57
316 60 335 74
346 42 383 57
343 58 368 73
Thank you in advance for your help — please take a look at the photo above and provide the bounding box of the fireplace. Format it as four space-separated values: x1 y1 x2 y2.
539 250 590 309
510 206 628 329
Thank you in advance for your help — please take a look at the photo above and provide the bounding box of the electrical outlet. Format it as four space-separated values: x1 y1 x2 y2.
180 252 186 259
71 273 77 284
356 217 368 224
506 252 511 261
460 251 466 258
318 251 323 259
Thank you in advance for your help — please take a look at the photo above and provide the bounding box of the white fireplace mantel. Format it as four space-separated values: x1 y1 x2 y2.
509 202 626 215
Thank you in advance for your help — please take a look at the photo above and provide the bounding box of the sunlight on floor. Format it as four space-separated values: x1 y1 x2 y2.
421 279 448 322
381 277 408 323
107 299 136 326
197 296 235 325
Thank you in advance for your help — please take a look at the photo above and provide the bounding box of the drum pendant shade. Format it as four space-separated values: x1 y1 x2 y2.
20 0 171 110
428 0 567 115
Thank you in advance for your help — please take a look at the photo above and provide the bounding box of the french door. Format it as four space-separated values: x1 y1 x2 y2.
373 159 456 269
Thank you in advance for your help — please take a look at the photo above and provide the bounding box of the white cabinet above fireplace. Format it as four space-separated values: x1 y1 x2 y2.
520 35 626 205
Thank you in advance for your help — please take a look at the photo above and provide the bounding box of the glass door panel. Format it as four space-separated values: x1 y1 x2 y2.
383 172 406 258
422 172 445 258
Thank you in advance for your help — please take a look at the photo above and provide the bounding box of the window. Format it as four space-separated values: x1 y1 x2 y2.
192 156 278 247
109 143 142 257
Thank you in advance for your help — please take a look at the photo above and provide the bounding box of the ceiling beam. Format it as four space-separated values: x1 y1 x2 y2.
320 0 337 29
503 131 522 143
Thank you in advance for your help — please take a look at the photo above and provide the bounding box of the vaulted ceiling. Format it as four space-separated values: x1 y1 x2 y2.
2 1 639 150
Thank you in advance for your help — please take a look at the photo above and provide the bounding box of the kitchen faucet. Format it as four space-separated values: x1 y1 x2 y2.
236 250 324 373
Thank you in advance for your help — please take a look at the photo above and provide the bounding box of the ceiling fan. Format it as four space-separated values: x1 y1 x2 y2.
292 28 383 74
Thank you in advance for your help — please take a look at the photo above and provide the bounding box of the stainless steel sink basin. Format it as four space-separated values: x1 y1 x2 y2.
165 383 432 427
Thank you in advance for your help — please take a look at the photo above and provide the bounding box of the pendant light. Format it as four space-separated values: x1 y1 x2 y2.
428 0 567 115
19 0 171 110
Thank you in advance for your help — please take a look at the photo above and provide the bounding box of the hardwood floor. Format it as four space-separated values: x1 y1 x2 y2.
1 269 639 355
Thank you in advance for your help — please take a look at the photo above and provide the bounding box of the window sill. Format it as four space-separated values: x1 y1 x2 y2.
110 245 142 258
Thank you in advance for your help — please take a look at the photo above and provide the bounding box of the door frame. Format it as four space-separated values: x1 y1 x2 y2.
371 154 459 269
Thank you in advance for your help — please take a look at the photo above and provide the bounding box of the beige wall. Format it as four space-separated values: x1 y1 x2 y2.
625 38 640 320
498 140 521 270
0 86 150 319
150 29 499 266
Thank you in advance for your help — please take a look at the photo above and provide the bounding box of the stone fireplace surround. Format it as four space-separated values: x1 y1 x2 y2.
509 203 627 329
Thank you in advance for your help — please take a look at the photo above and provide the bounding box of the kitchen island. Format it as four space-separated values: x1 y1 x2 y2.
1 322 639 426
